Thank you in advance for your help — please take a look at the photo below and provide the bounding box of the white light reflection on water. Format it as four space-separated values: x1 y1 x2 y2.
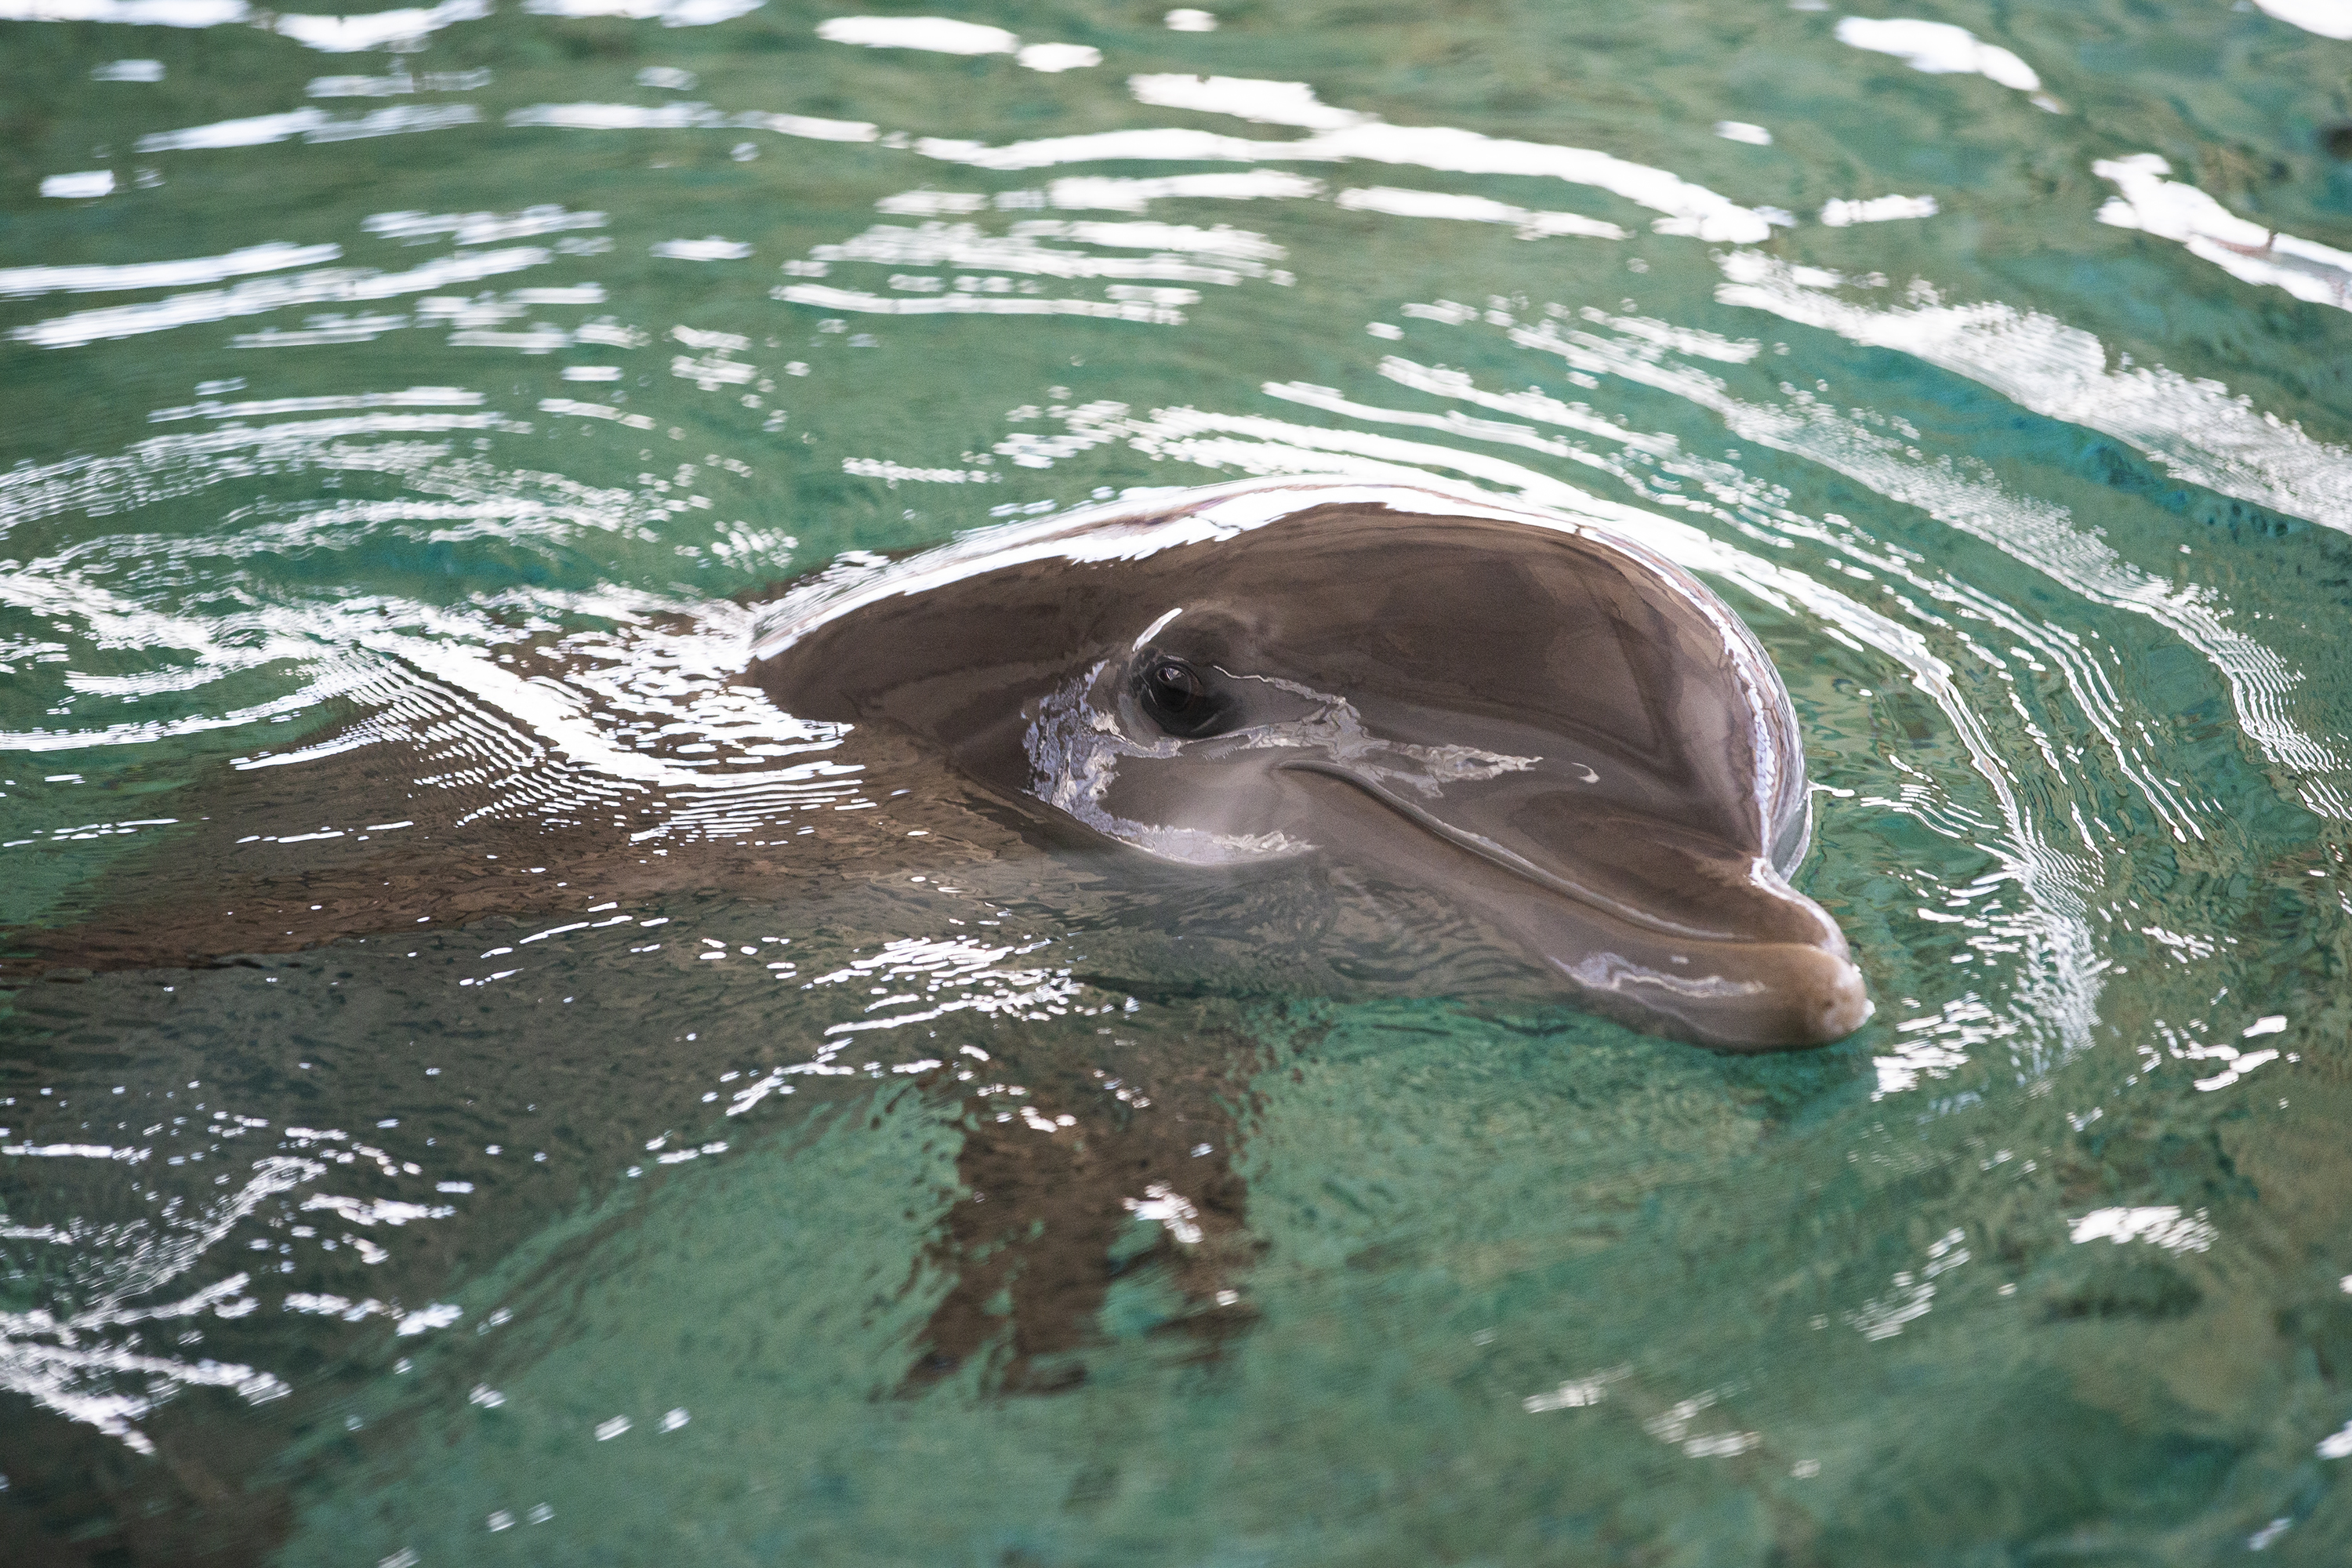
270 0 486 53
916 74 1773 243
146 102 485 150
308 64 492 96
39 171 117 200
1712 252 2352 542
11 249 550 349
651 237 753 262
1831 16 2057 110
1845 1228 1968 1340
2068 1205 2218 1253
521 0 760 24
1818 194 1938 227
773 214 1287 322
1333 186 1628 241
0 1096 507 1454
1496 296 2346 806
504 100 879 143
365 205 608 246
493 70 1774 244
2096 154 2352 314
146 385 484 422
0 241 345 300
797 216 1282 275
0 1152 316 1452
1038 171 1323 212
804 933 1093 1036
0 408 858 855
2249 0 2352 38
816 15 1019 55
0 0 498 44
0 0 249 24
811 14 1100 72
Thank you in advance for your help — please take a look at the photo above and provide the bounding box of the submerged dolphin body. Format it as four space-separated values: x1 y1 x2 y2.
753 478 1868 1050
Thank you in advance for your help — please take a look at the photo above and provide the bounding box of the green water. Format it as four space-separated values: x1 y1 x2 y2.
8 0 2352 1561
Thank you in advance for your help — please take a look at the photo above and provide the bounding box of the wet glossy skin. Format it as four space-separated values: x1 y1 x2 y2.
754 477 1870 1050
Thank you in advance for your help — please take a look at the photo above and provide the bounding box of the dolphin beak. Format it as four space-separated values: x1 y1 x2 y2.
1581 910 1873 1051
1279 762 1870 1051
1785 941 1875 1045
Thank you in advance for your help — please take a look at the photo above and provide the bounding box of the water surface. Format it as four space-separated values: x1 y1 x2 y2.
7 0 2352 1561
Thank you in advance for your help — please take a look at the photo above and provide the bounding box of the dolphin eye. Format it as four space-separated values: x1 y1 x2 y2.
1133 654 1232 739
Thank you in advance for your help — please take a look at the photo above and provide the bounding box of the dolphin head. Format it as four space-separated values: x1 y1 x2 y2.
753 479 1868 1050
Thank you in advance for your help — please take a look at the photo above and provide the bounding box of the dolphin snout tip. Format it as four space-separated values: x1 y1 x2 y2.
1697 941 1869 1051
1803 953 1873 1045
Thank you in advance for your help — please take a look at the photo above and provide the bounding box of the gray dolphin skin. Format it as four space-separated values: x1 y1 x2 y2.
753 477 1870 1050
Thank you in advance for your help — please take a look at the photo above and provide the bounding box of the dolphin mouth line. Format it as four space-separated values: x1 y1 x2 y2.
1560 951 1767 1000
1274 759 1751 946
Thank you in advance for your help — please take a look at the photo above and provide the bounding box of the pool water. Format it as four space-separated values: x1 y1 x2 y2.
7 0 2352 1561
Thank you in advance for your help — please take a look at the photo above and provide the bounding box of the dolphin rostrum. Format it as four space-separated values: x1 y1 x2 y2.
753 477 1869 1050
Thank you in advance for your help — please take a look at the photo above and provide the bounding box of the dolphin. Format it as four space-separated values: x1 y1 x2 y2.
0 474 1867 1403
753 477 1869 1051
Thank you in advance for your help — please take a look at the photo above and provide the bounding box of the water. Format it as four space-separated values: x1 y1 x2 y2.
5 0 2352 1559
